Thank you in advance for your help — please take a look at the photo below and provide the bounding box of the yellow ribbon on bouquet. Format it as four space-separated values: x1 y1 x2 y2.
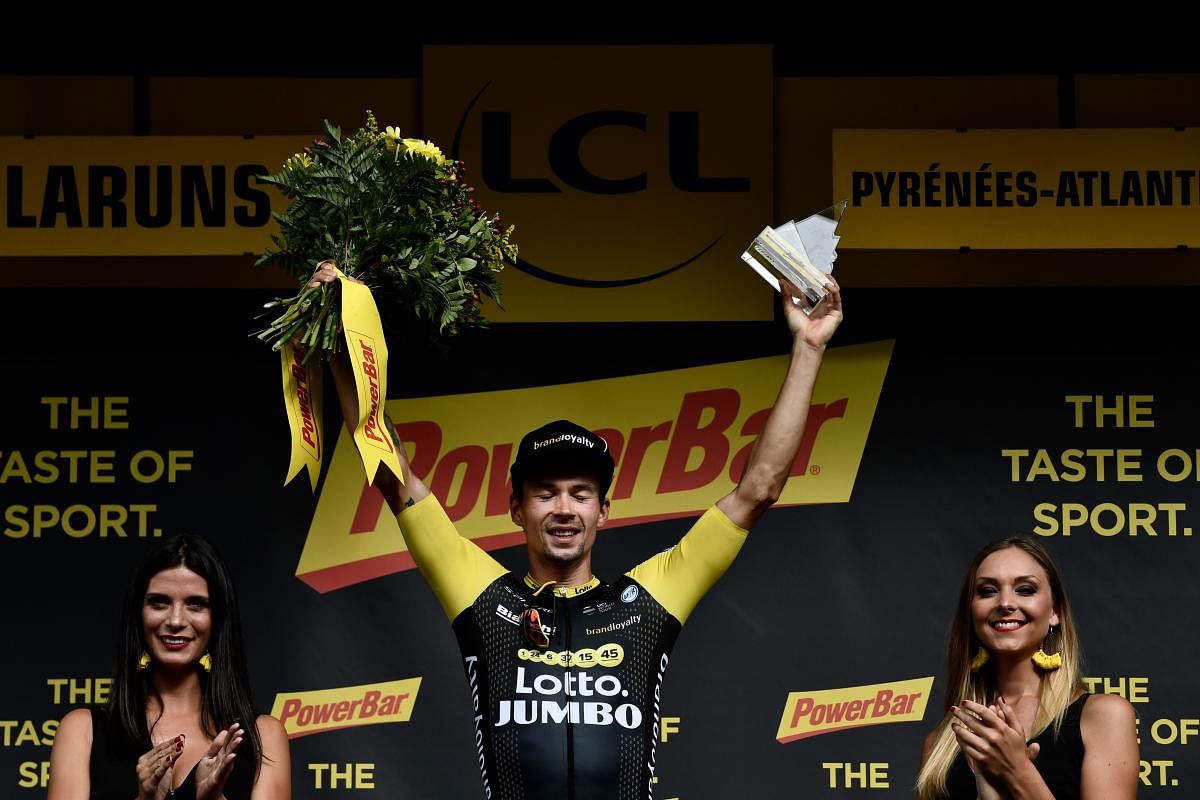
279 263 404 489
334 267 404 486
280 340 325 490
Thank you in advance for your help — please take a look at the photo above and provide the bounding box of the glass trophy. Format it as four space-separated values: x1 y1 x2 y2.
740 200 845 313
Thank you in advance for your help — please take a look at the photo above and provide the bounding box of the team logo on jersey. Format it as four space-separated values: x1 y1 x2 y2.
620 585 639 604
496 666 642 729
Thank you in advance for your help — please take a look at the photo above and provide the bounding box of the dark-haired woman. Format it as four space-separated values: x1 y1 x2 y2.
48 535 290 800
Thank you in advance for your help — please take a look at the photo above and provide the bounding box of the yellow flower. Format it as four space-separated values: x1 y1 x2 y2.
284 152 313 170
381 125 403 152
401 138 446 165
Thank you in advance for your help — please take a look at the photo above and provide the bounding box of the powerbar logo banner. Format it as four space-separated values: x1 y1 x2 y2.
271 678 421 739
0 136 308 256
776 676 933 742
834 129 1200 248
423 45 773 322
295 340 892 591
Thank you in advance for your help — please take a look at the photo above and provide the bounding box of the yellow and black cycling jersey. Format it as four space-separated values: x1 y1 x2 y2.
397 494 747 800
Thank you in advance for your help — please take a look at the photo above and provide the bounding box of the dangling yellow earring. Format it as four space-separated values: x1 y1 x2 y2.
199 653 213 673
137 651 151 671
1033 625 1062 671
969 646 989 672
1032 649 1062 670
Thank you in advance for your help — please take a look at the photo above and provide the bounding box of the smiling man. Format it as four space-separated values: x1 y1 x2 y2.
328 278 842 800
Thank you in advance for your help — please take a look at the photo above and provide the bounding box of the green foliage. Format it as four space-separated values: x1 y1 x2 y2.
255 111 516 359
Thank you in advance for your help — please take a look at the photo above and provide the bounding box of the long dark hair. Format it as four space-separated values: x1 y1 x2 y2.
108 535 262 766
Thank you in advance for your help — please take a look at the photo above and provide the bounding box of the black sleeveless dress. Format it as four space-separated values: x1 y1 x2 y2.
87 708 255 800
945 693 1089 800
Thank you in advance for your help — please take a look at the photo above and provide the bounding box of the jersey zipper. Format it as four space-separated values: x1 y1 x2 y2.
563 591 575 800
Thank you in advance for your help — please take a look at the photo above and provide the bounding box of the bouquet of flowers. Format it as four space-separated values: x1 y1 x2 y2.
255 111 516 360
258 112 517 491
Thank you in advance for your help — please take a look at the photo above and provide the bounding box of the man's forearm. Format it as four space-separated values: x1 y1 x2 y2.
717 337 825 528
328 348 429 515
376 413 429 514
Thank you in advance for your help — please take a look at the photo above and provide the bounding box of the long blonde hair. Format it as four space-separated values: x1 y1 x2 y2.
916 537 1085 800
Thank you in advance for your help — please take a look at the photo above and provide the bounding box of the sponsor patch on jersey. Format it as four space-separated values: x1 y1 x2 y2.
584 615 641 636
496 603 522 626
581 601 616 616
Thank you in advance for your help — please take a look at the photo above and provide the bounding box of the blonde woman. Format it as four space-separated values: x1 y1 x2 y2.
917 537 1137 799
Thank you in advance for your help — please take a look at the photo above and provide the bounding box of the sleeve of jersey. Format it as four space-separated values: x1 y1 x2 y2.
395 494 508 621
625 505 748 624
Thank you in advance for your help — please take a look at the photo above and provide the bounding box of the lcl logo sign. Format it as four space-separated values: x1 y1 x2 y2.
475 110 751 195
451 88 753 287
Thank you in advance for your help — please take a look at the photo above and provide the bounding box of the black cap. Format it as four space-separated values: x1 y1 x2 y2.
510 420 615 498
